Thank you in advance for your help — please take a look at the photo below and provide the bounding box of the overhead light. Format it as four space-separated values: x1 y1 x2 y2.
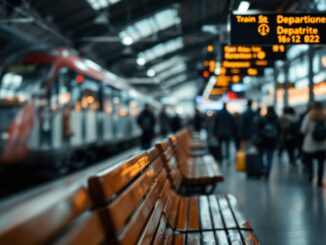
238 1 250 13
122 36 133 46
137 57 146 66
119 8 181 45
147 69 156 77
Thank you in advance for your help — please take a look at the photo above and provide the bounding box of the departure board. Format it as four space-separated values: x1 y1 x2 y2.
219 67 264 76
230 14 326 45
221 44 286 60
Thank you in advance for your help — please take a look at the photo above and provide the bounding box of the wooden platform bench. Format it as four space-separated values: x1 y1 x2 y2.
156 139 223 194
0 185 106 245
88 151 259 244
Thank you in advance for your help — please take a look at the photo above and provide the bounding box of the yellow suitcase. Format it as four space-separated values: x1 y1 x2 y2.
236 151 246 172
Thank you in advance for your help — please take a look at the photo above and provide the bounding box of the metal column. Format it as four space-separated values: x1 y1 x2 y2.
273 68 278 109
283 64 289 108
308 46 315 103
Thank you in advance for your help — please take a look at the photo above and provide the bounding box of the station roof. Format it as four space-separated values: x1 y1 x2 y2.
0 0 315 97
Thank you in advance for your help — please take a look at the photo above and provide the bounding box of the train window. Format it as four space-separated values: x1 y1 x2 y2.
80 77 100 112
112 88 121 115
118 91 129 117
104 86 113 114
129 99 140 116
50 68 71 111
0 64 50 104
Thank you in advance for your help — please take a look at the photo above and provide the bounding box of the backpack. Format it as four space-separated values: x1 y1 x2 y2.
312 122 326 142
261 121 278 142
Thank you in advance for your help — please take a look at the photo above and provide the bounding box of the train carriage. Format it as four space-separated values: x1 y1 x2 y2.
0 48 158 175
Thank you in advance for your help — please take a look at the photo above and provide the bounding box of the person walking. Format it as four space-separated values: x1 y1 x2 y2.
158 106 170 138
279 107 299 166
213 103 235 164
240 100 258 149
193 108 204 134
137 104 156 149
256 106 280 179
301 102 326 187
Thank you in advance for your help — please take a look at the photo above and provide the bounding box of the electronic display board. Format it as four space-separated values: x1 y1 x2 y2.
222 60 274 68
221 44 286 60
219 67 264 76
230 14 326 45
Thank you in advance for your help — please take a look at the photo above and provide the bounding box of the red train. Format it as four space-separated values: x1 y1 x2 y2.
0 48 158 174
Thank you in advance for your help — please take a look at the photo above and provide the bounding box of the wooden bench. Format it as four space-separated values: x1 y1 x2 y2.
178 128 207 153
156 139 223 193
0 185 105 245
88 151 259 244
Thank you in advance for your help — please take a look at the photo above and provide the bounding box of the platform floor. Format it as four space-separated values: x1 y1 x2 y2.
218 154 326 245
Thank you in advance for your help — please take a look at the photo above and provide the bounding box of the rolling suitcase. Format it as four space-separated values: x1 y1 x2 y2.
246 149 263 177
236 151 246 172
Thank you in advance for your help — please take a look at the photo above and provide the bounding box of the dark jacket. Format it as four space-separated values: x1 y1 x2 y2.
256 112 280 149
193 113 203 132
240 108 257 140
171 115 182 133
137 110 156 134
213 109 235 138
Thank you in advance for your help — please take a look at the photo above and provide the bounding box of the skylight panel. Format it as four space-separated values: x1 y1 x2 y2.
135 19 154 38
119 8 180 45
86 0 121 11
138 38 183 63
155 9 180 30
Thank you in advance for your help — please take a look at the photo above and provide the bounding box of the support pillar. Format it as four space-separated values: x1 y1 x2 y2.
308 46 315 103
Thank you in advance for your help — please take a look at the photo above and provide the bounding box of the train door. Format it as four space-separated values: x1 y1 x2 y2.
117 91 129 141
111 89 121 142
102 85 114 142
49 68 71 149
80 77 100 145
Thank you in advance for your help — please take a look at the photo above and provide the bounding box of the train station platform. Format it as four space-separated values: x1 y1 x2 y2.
219 156 326 245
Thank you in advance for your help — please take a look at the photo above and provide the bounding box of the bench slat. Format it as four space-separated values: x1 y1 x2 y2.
174 233 186 245
199 196 213 230
186 232 201 244
88 153 149 205
137 201 164 245
107 166 156 233
176 197 188 232
117 181 161 245
187 197 200 231
153 215 168 244
208 195 224 230
202 231 216 244
218 195 238 229
215 230 230 244
227 194 252 230
241 231 260 245
228 229 243 244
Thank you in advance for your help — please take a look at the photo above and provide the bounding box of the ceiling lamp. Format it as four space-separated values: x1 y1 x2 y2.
122 36 133 46
147 69 156 77
238 1 250 13
137 57 146 66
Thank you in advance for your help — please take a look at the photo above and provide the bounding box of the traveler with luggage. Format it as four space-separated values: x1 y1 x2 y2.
279 107 299 166
255 106 280 179
301 102 326 187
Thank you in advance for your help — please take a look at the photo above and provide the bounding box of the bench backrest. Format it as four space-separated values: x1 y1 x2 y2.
155 140 182 190
0 186 105 245
88 152 168 244
169 134 188 166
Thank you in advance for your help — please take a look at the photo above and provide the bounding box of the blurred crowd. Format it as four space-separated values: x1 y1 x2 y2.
200 100 326 187
136 101 326 187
